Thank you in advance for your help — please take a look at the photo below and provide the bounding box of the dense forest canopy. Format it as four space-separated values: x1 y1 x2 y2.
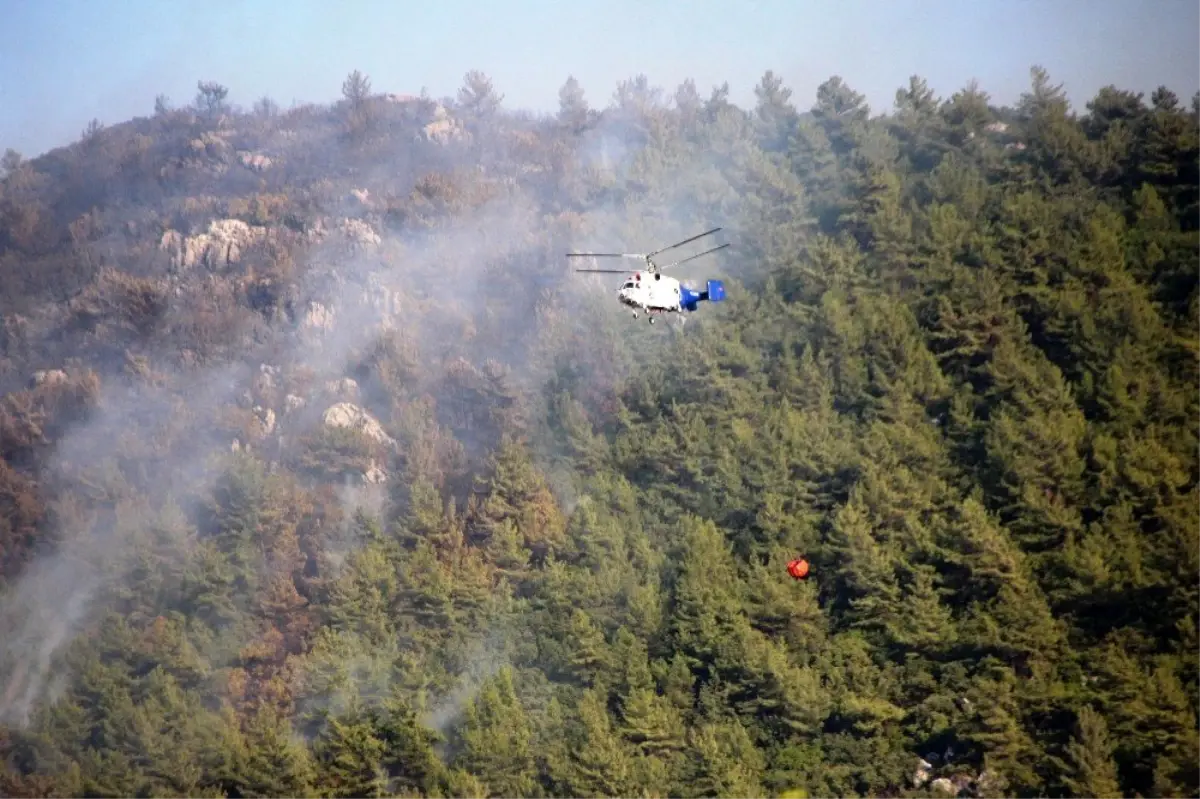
0 63 1196 798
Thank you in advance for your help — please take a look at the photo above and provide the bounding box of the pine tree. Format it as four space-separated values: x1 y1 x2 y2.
313 713 389 798
558 689 636 797
452 668 538 797
1056 706 1122 799
234 706 318 798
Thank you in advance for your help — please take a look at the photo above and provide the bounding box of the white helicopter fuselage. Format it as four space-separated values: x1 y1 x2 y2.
617 271 682 314
567 228 728 324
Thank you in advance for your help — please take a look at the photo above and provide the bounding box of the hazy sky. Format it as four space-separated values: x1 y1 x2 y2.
2 0 1197 158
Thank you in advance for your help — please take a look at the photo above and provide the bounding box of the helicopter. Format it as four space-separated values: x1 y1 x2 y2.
568 227 729 324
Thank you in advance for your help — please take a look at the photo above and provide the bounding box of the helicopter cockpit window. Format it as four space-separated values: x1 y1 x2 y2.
622 281 636 289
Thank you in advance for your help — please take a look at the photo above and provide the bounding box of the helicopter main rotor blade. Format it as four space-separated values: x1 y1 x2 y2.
575 268 632 274
657 242 730 270
646 227 722 258
566 252 647 259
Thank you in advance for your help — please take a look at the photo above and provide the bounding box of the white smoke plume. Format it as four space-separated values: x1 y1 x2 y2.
0 74 753 729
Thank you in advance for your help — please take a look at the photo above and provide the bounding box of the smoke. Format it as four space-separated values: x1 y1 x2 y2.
0 74 754 731
0 555 98 721
423 625 511 743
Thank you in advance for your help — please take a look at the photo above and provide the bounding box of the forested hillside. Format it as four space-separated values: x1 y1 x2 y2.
0 65 1196 798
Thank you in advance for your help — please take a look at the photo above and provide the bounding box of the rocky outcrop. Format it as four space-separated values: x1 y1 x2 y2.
322 402 394 447
363 273 402 320
324 378 359 401
302 301 334 332
338 218 381 249
422 117 468 144
909 756 1004 798
251 364 279 405
252 405 276 437
189 131 233 162
160 219 270 271
913 758 933 789
224 401 277 452
238 151 273 172
930 777 955 794
30 369 69 388
362 459 387 484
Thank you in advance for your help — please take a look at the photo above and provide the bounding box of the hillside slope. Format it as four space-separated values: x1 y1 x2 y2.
0 68 1197 798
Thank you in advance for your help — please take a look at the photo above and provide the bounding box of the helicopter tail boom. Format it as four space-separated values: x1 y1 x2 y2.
681 279 726 312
